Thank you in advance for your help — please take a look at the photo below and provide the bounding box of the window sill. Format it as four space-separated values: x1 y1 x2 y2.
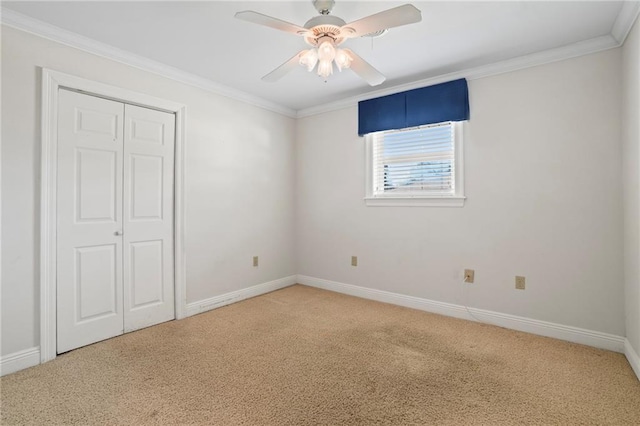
364 196 466 207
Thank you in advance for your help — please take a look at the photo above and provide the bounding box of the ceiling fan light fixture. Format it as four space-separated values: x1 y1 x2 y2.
298 40 350 78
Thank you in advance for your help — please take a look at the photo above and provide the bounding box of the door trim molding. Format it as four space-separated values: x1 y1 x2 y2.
40 68 187 363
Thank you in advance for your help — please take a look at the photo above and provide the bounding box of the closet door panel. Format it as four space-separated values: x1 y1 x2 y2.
123 104 175 331
56 89 125 353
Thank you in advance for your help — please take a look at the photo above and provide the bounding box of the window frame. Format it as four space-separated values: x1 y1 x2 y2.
364 121 466 207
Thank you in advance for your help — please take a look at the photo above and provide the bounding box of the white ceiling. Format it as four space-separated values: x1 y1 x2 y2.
2 1 636 113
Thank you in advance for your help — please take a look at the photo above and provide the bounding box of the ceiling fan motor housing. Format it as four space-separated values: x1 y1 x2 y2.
303 15 349 46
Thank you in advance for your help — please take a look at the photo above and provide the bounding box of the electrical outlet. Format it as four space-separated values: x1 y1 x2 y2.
464 269 475 283
515 276 525 290
253 256 259 267
351 256 358 267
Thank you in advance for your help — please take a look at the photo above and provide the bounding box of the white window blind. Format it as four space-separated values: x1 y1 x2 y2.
372 121 456 197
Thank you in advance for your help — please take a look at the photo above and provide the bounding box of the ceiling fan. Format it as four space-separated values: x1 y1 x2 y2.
235 0 422 86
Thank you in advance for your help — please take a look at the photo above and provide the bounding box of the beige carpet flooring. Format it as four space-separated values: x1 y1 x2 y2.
2 284 639 425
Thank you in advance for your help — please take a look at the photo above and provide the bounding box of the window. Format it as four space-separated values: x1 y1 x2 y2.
365 121 465 207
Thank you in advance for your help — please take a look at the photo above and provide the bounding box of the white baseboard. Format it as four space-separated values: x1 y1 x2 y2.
297 275 626 353
625 339 640 381
1 347 40 377
185 275 297 317
3 279 634 380
0 277 296 377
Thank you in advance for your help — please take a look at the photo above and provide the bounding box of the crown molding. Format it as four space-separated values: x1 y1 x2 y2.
611 0 640 44
297 1 638 118
296 33 619 118
2 4 636 120
0 8 297 118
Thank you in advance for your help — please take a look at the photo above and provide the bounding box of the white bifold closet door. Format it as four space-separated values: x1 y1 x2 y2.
56 89 175 354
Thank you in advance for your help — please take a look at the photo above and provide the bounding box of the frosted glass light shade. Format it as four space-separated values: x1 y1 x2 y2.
317 40 336 62
317 59 333 79
299 49 318 72
335 49 353 71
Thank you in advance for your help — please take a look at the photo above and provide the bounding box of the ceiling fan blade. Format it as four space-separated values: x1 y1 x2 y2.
340 4 422 38
262 51 306 82
235 11 311 36
343 49 386 86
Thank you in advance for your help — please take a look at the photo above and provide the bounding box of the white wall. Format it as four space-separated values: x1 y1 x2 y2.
1 21 632 363
1 26 296 356
296 49 625 335
623 17 640 354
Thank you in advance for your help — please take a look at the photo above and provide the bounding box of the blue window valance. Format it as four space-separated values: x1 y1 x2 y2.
358 78 470 136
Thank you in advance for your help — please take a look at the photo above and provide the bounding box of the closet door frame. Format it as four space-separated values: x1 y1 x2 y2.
40 68 187 363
